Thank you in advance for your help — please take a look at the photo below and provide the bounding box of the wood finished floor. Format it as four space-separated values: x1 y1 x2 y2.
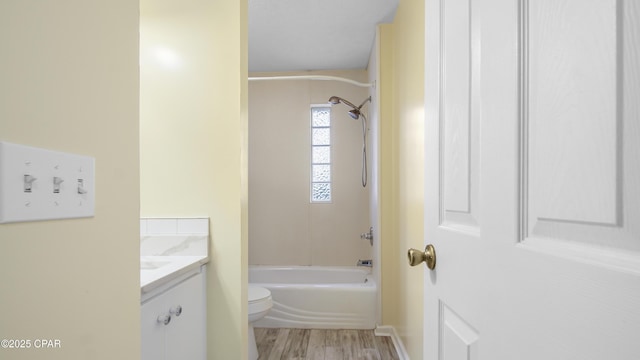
254 328 400 360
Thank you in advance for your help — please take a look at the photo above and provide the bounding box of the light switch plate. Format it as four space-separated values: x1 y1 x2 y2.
0 141 95 223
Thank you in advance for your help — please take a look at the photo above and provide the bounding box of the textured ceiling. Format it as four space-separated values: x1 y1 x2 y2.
249 0 399 73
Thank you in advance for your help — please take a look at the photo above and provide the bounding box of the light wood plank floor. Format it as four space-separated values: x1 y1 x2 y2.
254 328 400 360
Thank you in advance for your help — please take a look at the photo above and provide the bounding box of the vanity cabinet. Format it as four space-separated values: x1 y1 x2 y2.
141 267 206 360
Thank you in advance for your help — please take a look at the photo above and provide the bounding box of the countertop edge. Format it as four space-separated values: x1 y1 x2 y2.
140 256 209 295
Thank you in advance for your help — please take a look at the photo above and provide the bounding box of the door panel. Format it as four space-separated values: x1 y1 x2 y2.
442 0 471 214
528 0 619 226
441 0 481 230
525 0 640 260
440 303 479 360
424 0 640 359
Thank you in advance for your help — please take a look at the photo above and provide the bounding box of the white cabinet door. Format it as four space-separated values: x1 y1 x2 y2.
423 1 640 359
165 272 206 360
141 288 170 360
141 271 206 360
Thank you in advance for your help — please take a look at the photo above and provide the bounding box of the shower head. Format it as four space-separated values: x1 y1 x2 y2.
327 96 358 109
328 96 341 105
327 96 371 120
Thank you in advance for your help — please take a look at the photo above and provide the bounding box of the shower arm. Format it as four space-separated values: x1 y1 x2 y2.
329 96 358 109
356 97 371 110
329 96 371 111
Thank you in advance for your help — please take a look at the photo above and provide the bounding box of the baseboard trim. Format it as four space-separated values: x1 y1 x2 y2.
375 325 410 360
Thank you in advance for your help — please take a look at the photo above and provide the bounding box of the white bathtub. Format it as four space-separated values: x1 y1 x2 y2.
249 266 377 329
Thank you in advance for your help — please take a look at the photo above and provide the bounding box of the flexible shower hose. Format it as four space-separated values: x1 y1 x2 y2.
361 114 368 188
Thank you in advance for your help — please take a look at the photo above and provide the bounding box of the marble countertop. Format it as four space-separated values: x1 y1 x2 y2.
140 234 209 294
140 255 208 294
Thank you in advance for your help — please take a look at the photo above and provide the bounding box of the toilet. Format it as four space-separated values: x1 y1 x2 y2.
248 285 273 360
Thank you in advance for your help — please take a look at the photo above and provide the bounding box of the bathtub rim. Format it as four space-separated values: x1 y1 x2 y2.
248 265 375 287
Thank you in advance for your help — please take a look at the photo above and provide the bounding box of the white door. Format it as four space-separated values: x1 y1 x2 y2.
422 0 640 359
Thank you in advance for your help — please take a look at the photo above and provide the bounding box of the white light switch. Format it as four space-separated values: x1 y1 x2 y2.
0 141 95 223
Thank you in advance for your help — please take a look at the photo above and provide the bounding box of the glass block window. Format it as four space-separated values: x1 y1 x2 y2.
311 106 332 202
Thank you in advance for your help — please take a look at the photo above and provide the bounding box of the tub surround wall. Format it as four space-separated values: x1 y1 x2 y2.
367 27 387 328
249 70 371 266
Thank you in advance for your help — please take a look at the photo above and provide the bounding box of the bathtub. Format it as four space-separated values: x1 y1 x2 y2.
249 266 377 329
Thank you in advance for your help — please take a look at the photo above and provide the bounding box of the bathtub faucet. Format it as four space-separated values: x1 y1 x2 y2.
357 259 372 267
360 227 374 246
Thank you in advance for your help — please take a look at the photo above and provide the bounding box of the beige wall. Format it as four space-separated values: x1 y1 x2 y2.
379 0 426 357
0 2 140 359
140 0 248 358
248 71 372 266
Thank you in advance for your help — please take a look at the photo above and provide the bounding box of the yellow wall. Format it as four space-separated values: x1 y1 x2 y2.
380 0 425 357
0 2 140 359
140 0 248 358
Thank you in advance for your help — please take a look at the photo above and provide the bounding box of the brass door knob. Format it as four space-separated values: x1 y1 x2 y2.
408 244 436 270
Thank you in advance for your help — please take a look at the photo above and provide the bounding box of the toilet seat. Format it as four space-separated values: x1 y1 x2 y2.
249 285 271 303
248 285 273 360
248 285 272 319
